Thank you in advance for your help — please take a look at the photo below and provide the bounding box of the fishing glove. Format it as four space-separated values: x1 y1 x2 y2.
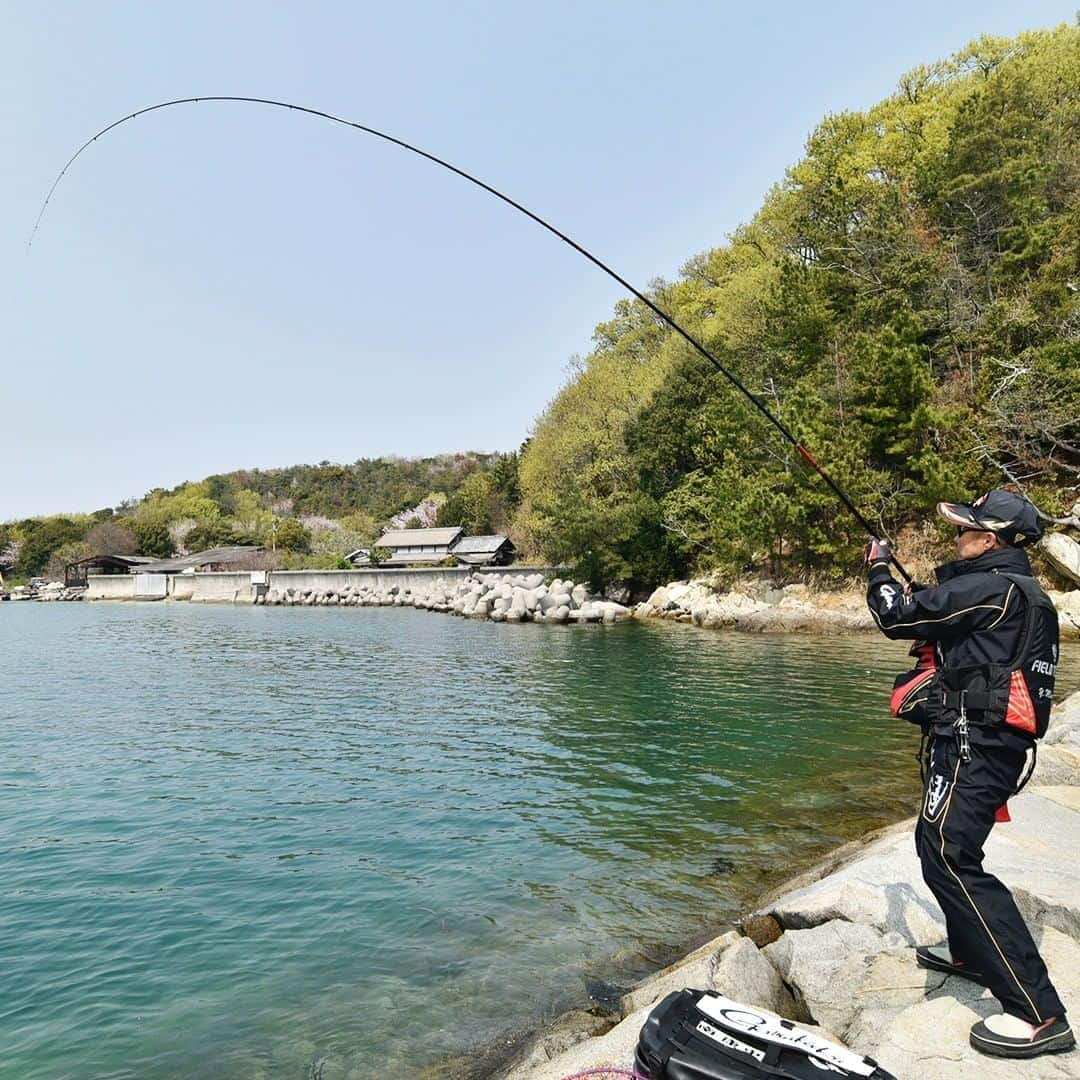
863 538 892 570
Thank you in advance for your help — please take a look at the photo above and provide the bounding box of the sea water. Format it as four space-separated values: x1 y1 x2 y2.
2 602 1076 1078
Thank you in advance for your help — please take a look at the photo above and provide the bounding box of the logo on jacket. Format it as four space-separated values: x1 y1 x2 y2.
926 773 951 817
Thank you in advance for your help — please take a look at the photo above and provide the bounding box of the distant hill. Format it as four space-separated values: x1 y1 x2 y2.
0 450 523 580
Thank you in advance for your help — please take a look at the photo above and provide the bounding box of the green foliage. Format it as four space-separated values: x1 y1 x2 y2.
517 21 1080 586
231 452 516 521
274 517 311 553
365 543 391 566
131 520 173 559
15 517 89 577
183 521 258 552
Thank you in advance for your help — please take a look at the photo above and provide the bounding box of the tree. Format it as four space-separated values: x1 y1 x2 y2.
182 521 245 553
17 517 87 577
436 470 499 533
130 520 173 558
84 522 138 556
274 517 311 553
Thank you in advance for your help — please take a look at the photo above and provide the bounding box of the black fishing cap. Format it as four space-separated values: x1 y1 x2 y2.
936 488 1043 547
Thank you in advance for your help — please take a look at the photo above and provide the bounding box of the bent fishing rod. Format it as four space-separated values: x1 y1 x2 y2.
31 95 911 583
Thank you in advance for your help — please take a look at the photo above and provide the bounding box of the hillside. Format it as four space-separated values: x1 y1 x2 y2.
517 23 1080 588
0 451 522 580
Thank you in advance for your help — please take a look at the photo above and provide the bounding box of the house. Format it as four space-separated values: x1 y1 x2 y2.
64 553 159 588
128 546 263 574
450 534 516 567
372 527 463 566
344 548 371 566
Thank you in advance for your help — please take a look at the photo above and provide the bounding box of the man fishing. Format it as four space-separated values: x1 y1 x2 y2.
864 489 1073 1060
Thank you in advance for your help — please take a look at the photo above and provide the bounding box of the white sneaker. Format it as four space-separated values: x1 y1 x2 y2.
970 1013 1075 1058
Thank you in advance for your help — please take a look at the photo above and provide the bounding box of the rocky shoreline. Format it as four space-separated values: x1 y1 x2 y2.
489 689 1080 1080
633 577 1080 638
10 563 1080 638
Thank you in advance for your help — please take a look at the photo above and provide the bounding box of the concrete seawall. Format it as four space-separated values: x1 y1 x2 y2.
86 566 563 603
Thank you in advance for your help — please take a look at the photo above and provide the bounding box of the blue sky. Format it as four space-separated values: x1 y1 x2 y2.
3 1 1076 519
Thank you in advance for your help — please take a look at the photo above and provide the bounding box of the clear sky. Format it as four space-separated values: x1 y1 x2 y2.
3 1 1076 519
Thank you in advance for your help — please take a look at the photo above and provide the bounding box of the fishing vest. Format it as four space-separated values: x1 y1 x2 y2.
890 574 1058 740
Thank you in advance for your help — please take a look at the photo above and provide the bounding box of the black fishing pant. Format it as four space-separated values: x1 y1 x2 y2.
915 736 1065 1025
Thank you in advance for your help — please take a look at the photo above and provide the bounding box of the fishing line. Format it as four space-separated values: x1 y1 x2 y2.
31 95 910 581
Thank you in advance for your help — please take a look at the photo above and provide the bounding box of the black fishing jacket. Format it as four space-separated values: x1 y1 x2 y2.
867 546 1052 750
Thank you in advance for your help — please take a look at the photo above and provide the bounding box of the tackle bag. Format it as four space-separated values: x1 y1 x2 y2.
634 989 896 1080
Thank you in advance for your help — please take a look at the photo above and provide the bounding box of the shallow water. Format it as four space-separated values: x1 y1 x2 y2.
2 603 1077 1078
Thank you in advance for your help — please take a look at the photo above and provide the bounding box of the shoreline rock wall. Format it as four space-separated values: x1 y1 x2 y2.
635 580 876 633
257 571 634 625
636 578 1080 637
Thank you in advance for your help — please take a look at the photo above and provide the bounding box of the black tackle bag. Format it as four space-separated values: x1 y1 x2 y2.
634 989 896 1080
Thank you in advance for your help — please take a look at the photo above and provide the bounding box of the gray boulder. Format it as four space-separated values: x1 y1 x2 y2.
620 932 740 1017
764 921 905 1036
710 936 798 1019
1041 531 1080 586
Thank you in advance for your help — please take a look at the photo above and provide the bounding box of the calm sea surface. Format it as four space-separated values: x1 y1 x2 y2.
2 603 1078 1079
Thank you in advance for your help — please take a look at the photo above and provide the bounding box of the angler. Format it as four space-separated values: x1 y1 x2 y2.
864 489 1073 1060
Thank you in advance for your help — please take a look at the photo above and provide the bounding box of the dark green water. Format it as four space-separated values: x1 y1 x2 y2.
2 604 1077 1079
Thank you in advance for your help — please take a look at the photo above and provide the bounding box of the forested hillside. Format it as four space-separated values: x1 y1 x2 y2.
0 452 521 580
518 24 1080 588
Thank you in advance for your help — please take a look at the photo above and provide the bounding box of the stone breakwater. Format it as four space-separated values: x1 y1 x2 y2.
494 690 1080 1080
257 572 634 625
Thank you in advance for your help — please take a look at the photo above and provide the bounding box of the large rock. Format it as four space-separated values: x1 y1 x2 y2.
1028 743 1080 785
982 791 1080 940
710 936 798 1019
770 873 945 948
763 921 906 1036
1041 531 1080 586
645 585 673 611
1045 689 1080 747
620 931 740 1017
765 826 945 946
499 1008 617 1075
500 1003 652 1080
1048 589 1080 636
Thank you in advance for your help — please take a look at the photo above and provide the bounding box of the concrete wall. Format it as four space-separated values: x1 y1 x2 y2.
86 574 137 600
87 566 562 603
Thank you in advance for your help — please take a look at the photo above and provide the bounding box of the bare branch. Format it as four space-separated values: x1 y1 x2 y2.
972 441 1080 528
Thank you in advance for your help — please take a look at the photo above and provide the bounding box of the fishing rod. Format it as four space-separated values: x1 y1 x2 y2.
31 95 912 583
